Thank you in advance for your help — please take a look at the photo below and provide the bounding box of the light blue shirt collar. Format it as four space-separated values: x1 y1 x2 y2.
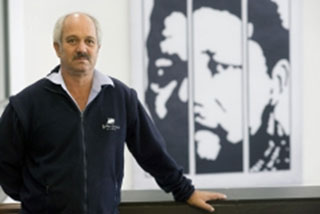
46 69 114 109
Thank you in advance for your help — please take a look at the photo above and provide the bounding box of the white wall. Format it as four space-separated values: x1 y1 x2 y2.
0 1 5 102
302 0 320 185
7 0 320 189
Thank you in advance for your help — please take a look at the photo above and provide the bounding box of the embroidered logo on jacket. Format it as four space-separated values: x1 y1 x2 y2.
102 118 120 131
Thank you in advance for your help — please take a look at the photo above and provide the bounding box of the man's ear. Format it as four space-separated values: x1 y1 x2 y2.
54 42 61 57
270 59 290 104
271 59 290 134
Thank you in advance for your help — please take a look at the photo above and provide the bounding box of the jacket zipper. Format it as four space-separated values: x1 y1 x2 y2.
49 87 98 213
46 185 50 194
80 111 88 214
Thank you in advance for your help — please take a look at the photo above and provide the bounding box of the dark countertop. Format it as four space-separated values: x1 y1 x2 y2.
121 186 320 203
1 186 320 214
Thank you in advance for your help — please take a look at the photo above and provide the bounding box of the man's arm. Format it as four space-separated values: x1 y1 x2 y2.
0 103 25 200
125 89 226 212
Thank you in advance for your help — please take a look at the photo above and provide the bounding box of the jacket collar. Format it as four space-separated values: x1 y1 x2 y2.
46 65 114 90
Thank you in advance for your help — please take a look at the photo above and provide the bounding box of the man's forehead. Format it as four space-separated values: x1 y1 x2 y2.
162 7 246 66
64 13 93 23
62 14 97 37
194 8 243 65
161 12 187 61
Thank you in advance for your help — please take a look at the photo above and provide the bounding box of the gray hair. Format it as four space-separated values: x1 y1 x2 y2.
53 12 102 46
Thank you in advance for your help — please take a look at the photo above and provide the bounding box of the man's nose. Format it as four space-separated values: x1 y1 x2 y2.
177 77 205 104
76 41 87 52
193 73 212 107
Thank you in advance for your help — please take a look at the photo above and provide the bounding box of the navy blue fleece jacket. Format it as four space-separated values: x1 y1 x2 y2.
0 66 194 214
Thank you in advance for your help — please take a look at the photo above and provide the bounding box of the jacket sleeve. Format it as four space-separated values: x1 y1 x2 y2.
0 102 25 201
125 89 194 202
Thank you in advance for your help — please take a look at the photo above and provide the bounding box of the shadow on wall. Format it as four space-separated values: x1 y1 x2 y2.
0 187 7 202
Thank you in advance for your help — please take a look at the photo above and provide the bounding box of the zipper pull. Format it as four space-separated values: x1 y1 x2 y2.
46 185 50 194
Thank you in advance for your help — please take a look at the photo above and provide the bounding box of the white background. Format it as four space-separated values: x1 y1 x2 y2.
0 1 6 103
3 0 320 195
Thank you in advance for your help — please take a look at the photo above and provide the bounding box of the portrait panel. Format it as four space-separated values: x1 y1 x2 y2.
131 0 301 189
144 0 190 173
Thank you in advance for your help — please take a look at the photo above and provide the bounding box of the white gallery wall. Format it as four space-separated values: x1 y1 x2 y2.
302 0 320 186
7 0 320 189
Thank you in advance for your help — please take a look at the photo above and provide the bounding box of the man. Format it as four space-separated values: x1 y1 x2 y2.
145 0 290 174
0 12 226 213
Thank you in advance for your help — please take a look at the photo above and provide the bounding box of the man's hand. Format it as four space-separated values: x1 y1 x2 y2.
186 190 227 212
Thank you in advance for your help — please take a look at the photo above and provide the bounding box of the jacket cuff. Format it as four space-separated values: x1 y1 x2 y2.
172 177 195 202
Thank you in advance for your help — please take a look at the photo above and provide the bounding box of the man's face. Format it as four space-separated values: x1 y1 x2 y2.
54 14 100 75
151 7 272 145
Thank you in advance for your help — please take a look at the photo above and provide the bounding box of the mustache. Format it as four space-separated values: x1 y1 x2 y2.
73 52 90 61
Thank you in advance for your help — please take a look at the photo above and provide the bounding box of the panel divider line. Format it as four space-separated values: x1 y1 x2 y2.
187 0 195 177
241 0 249 173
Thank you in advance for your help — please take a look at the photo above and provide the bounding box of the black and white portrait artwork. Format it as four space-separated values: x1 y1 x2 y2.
131 0 301 188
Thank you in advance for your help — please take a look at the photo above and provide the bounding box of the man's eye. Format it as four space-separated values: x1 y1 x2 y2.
86 39 95 45
155 58 174 77
203 50 219 76
155 58 173 67
203 50 242 76
67 39 77 44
